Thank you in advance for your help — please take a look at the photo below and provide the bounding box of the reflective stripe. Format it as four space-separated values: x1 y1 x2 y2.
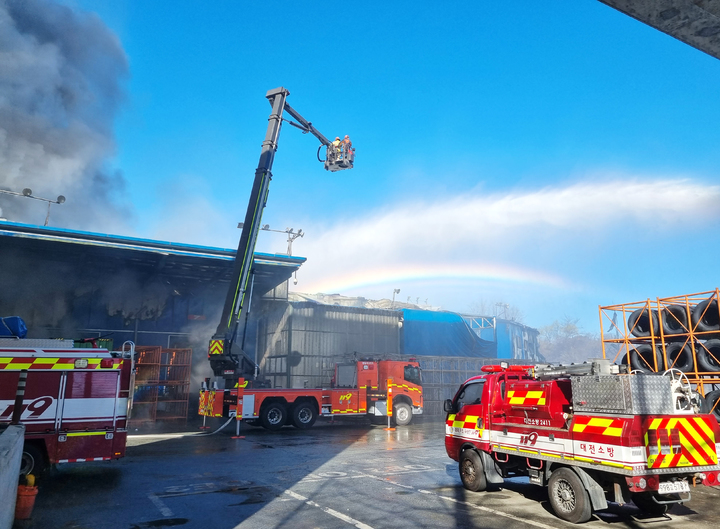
58 457 111 463
506 390 546 406
209 340 224 355
0 357 122 370
646 417 717 469
387 383 421 393
573 416 624 437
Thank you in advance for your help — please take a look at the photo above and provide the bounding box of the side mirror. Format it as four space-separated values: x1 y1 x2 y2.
443 399 456 414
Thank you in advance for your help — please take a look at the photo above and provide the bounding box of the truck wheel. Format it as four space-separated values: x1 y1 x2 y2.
260 403 287 431
291 402 317 429
459 449 487 492
393 403 412 426
20 443 46 476
632 492 669 516
547 468 592 524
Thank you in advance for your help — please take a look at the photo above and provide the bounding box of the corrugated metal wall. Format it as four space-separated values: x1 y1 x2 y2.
256 302 401 389
495 320 543 361
254 302 540 416
416 356 529 416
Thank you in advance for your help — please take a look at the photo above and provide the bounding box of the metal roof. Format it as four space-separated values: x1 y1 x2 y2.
0 221 305 292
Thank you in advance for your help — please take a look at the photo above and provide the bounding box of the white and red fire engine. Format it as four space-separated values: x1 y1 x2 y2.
200 358 423 430
0 340 135 475
444 359 720 523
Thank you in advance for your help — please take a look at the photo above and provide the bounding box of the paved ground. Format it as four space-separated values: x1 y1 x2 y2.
19 417 720 529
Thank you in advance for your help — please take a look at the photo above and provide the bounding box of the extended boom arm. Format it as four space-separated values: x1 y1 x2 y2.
208 87 352 386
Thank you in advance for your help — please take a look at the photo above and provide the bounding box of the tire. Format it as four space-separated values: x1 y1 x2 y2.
697 340 720 373
393 402 412 426
628 345 662 373
547 467 592 524
665 343 694 373
703 389 720 422
260 402 287 431
697 393 710 415
628 308 659 338
661 305 690 338
632 492 669 516
291 402 317 429
20 443 47 476
693 299 720 334
620 353 631 369
459 449 487 492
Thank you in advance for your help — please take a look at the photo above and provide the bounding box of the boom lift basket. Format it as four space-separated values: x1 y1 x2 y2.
325 144 354 172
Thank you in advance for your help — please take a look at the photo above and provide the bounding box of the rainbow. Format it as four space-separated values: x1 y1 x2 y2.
300 262 567 294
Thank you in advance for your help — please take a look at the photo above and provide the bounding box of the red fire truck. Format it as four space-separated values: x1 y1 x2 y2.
200 358 423 430
444 359 720 523
0 340 135 475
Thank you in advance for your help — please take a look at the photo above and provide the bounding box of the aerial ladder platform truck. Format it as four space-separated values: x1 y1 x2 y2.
199 88 423 431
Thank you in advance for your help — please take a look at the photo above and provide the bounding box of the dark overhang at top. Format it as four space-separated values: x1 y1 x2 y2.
599 0 720 60
0 221 305 294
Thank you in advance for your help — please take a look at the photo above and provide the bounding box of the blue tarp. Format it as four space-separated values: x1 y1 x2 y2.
0 316 27 338
401 309 496 358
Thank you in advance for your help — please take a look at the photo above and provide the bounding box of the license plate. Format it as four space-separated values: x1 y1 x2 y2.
658 480 690 494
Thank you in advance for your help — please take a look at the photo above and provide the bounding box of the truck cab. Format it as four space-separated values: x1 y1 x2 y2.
444 365 539 459
346 359 423 426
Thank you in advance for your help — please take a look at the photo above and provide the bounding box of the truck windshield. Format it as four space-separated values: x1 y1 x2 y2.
456 381 484 412
404 365 422 386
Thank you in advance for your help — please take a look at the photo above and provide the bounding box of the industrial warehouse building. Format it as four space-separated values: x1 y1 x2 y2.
0 221 542 417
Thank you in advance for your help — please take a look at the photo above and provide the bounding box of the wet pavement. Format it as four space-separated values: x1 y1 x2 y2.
20 417 720 529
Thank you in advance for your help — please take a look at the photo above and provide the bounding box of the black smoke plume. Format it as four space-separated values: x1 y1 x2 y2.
0 0 131 230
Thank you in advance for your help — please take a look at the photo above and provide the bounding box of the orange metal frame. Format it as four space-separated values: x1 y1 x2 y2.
599 289 720 397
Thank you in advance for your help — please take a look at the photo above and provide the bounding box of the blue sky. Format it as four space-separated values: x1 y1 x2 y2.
26 2 720 332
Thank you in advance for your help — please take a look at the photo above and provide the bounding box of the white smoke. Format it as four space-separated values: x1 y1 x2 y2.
0 0 130 230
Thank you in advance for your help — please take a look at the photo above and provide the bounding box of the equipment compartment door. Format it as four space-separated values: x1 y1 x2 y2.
0 371 62 428
241 394 255 418
57 371 119 462
330 389 361 415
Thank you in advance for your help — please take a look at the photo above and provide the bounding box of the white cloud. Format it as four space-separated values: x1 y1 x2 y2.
295 178 720 293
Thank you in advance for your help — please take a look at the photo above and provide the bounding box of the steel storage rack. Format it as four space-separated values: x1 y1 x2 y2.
129 346 162 424
600 289 720 419
157 348 191 421
129 347 191 425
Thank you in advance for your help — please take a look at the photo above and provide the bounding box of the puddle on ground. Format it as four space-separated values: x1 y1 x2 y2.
226 486 278 506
